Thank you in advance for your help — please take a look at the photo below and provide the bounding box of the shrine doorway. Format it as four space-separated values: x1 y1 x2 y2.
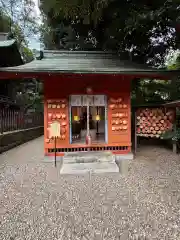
69 95 108 144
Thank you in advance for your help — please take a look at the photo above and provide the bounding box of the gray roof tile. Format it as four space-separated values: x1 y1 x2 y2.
0 50 179 76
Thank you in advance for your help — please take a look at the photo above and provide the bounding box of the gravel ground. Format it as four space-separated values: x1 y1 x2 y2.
1 137 180 239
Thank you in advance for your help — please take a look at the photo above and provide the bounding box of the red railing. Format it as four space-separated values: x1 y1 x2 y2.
0 109 44 134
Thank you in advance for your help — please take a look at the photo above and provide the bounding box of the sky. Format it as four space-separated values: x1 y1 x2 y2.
28 0 41 50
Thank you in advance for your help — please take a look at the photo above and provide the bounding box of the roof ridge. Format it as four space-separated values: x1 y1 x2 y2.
43 50 116 54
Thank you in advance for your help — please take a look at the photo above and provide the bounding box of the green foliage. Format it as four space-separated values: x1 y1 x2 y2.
21 46 34 63
166 54 180 101
40 0 180 106
11 23 27 46
168 54 180 70
0 1 42 111
131 52 180 105
0 0 39 42
161 107 180 142
15 79 44 112
0 9 11 32
40 0 109 24
40 19 97 50
131 79 170 105
161 126 180 141
0 7 36 63
40 0 180 65
161 130 175 140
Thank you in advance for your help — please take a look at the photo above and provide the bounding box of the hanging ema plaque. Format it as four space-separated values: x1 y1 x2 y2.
49 121 61 138
48 120 61 167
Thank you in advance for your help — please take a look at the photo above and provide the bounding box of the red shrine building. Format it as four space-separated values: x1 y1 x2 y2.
0 49 179 159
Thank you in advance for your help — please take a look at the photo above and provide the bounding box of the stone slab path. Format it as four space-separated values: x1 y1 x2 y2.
1 137 180 239
61 151 120 174
61 162 120 174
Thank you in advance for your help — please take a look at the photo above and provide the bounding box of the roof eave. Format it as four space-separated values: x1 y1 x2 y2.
0 39 16 48
0 69 179 78
163 100 180 107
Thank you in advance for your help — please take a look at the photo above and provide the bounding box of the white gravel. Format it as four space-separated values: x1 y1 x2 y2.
1 137 180 239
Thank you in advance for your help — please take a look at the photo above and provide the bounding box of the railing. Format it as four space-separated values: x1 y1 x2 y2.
0 95 17 105
0 108 44 134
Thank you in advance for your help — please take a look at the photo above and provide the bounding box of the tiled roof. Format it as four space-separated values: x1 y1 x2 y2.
0 39 23 67
0 50 179 76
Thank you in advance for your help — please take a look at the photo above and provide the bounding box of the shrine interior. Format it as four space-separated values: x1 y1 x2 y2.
71 106 106 144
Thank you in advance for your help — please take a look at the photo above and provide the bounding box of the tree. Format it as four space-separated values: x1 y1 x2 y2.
0 0 39 43
39 0 180 108
131 51 180 106
21 45 34 63
166 53 180 101
0 2 37 63
39 14 97 50
40 0 180 65
15 78 44 112
0 4 43 111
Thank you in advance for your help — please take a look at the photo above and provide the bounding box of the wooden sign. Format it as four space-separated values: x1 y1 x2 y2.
82 95 94 106
94 95 105 106
82 95 88 106
70 94 106 106
49 121 61 138
70 95 82 106
88 95 94 106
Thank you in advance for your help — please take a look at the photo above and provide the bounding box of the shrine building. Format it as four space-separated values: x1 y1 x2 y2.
0 49 179 159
